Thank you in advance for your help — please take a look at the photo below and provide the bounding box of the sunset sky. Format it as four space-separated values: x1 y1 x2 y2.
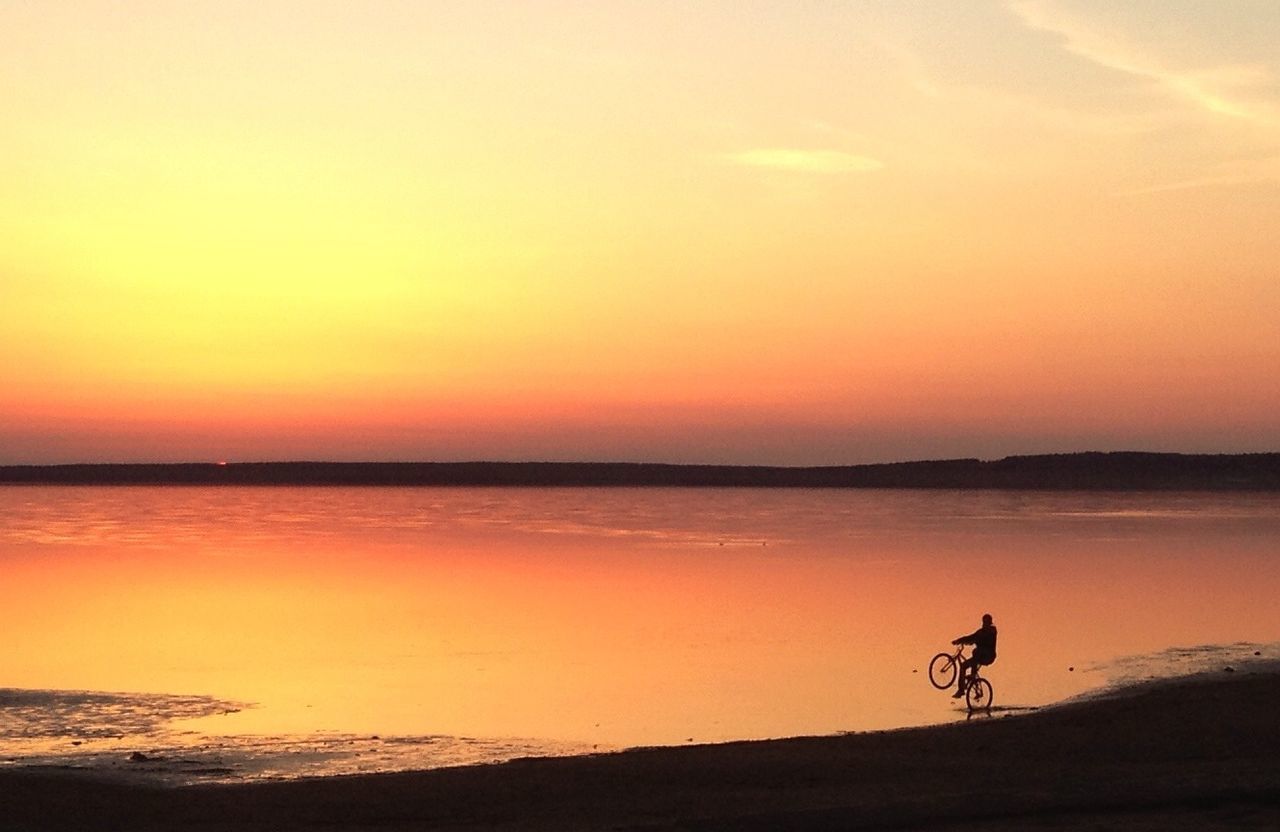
3 1 1277 465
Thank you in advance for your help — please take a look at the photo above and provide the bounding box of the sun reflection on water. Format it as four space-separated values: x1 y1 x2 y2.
3 486 1280 783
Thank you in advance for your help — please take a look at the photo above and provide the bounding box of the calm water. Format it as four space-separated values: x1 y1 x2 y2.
2 486 1279 783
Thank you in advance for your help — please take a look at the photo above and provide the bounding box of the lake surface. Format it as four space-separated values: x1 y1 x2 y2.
2 486 1278 782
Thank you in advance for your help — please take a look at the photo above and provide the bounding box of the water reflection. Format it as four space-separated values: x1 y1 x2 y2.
2 486 1279 779
0 686 589 785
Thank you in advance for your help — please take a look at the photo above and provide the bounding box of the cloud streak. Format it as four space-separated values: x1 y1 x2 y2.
1007 0 1277 126
725 149 884 174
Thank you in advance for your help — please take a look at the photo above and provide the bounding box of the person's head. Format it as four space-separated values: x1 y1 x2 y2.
982 613 993 626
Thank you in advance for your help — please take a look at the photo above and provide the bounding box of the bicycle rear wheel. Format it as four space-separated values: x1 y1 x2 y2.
928 652 957 689
965 677 993 712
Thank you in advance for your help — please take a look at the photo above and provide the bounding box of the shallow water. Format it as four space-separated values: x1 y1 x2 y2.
2 486 1278 783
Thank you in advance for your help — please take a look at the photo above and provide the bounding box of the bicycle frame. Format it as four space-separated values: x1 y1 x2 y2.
929 643 992 711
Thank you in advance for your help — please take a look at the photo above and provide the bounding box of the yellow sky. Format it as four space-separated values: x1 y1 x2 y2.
2 1 1277 463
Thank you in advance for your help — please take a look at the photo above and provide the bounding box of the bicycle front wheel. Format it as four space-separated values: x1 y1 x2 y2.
965 677 993 712
928 652 957 689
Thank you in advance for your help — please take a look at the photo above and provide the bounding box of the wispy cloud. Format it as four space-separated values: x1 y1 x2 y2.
725 149 884 174
1007 0 1276 126
879 37 1166 143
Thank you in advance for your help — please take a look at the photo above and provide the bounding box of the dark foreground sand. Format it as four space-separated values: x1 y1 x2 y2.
3 671 1278 831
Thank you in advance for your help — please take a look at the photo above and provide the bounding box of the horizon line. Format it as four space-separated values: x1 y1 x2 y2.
3 450 1280 469
3 452 1279 491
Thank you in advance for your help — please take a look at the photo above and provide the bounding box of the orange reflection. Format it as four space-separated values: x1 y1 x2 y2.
2 488 1279 747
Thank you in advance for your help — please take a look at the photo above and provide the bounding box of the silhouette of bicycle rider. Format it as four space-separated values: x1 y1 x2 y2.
951 613 997 698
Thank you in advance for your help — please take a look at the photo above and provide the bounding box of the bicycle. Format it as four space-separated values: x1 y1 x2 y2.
928 644 994 712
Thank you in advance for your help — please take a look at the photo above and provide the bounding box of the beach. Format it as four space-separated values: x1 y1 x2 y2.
3 666 1277 831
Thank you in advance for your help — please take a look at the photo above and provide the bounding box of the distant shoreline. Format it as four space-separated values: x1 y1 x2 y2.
2 452 1280 489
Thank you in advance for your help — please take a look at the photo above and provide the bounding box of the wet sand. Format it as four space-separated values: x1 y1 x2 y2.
2 669 1278 831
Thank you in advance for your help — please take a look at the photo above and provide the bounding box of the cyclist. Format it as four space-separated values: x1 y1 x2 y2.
951 613 997 698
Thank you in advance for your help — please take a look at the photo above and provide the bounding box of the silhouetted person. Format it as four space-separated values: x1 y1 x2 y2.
951 613 997 698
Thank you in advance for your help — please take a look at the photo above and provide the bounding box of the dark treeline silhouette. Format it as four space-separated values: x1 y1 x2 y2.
2 452 1279 489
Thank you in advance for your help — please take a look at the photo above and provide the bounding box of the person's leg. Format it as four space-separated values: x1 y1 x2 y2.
953 657 973 697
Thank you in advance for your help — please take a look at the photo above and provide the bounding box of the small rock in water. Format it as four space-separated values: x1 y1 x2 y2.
1068 667 1074 672
1254 651 1262 656
128 752 149 763
70 741 82 746
1224 666 1235 673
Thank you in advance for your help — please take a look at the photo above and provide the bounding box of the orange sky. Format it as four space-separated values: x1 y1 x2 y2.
3 1 1278 464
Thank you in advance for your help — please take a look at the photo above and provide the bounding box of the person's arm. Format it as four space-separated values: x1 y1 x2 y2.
951 628 979 646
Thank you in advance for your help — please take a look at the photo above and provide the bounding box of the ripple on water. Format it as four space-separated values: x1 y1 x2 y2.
0 688 596 786
1079 641 1280 692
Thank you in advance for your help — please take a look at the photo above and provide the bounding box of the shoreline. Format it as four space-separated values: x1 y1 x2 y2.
4 666 1277 830
3 452 1280 490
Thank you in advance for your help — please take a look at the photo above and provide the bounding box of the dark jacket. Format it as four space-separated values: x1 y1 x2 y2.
954 624 997 664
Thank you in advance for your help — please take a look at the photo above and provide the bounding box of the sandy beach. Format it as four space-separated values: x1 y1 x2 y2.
3 667 1277 831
